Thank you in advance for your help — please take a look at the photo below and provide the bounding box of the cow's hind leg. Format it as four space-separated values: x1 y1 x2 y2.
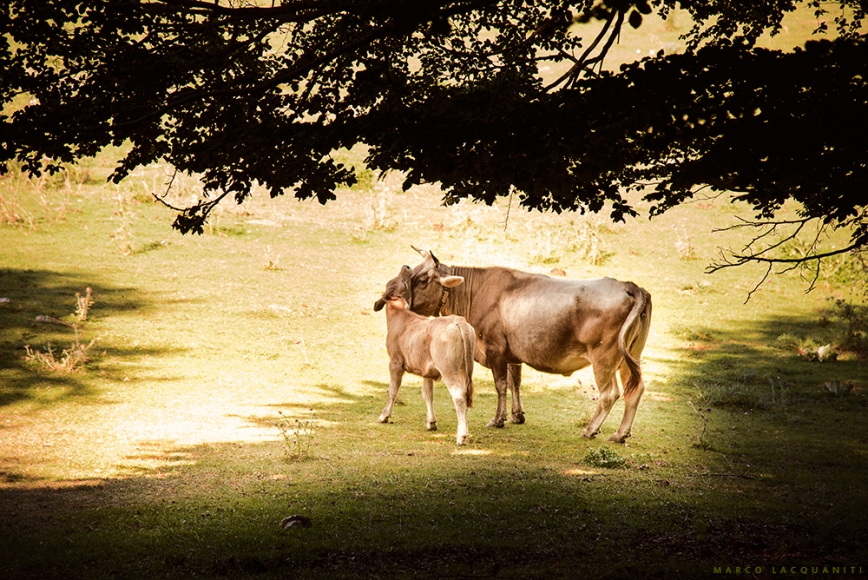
378 362 404 423
421 378 437 431
486 361 509 428
507 363 525 424
609 364 645 443
582 354 621 440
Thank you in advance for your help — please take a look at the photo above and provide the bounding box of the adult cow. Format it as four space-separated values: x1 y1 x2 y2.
407 247 652 443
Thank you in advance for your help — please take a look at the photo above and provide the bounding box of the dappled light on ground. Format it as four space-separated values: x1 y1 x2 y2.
450 448 491 456
562 468 602 476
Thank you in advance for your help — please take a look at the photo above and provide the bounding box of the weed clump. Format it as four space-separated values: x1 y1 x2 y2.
24 287 98 373
527 218 604 266
277 411 315 461
24 335 97 373
582 447 627 469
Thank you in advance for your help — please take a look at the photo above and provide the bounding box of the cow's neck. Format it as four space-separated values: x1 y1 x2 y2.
441 266 480 318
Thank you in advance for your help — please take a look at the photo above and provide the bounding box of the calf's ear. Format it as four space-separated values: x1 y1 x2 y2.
440 276 464 288
374 298 386 312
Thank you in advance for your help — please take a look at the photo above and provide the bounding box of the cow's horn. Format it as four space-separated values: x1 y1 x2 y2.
411 245 429 259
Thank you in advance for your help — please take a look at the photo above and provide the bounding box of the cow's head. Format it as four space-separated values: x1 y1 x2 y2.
408 246 464 316
373 265 414 312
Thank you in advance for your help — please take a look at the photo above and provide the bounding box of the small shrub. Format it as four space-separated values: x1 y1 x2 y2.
775 333 838 361
263 245 281 271
687 401 711 449
24 287 98 373
824 381 854 397
75 287 94 322
775 333 801 350
527 218 604 266
673 225 697 260
828 297 867 352
696 381 761 409
582 447 627 469
24 330 97 373
277 411 315 461
110 189 135 255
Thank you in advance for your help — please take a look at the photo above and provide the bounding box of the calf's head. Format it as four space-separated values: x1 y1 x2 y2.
374 266 414 312
408 247 464 316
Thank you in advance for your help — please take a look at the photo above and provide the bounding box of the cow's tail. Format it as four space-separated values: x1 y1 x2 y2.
618 284 652 400
462 322 475 408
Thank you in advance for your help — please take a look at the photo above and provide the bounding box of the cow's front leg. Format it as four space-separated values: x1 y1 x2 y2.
486 361 509 428
378 361 404 423
422 378 437 431
507 363 525 424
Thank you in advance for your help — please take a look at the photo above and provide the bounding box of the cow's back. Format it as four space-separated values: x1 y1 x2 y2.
451 268 642 375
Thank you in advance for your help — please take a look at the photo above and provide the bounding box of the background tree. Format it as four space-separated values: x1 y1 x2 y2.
1 0 866 276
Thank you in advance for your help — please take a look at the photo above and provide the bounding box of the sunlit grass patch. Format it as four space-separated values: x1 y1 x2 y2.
1 131 867 577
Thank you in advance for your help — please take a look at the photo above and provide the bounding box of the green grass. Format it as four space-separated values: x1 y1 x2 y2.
1 152 865 579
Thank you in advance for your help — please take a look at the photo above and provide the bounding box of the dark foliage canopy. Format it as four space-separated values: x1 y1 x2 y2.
1 0 866 264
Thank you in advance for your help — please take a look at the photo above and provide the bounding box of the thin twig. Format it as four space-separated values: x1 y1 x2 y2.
503 186 514 232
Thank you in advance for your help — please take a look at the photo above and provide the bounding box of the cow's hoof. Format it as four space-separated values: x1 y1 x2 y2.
377 416 390 424
427 422 437 431
486 418 505 428
608 432 630 444
581 428 598 439
456 434 468 446
510 413 525 425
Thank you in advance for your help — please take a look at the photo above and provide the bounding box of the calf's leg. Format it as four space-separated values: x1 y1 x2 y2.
441 371 470 445
378 361 404 424
421 378 437 431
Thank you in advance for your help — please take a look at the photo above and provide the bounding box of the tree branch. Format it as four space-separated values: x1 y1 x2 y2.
707 214 867 301
545 8 622 91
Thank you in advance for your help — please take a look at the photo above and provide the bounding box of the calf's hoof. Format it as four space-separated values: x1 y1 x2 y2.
581 427 598 439
456 434 469 446
509 412 525 425
607 432 630 444
486 418 505 429
427 421 437 431
377 415 390 424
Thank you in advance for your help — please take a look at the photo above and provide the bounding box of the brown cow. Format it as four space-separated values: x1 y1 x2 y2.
374 266 476 445
407 248 652 443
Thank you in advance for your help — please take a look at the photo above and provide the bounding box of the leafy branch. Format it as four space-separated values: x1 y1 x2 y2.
708 212 868 301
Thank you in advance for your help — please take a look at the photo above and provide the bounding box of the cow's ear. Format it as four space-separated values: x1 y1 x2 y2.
374 298 385 312
440 275 464 288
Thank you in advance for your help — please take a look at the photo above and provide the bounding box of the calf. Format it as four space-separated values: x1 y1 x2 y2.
374 266 475 445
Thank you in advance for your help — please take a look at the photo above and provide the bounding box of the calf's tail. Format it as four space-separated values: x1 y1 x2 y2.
618 284 652 400
462 322 475 408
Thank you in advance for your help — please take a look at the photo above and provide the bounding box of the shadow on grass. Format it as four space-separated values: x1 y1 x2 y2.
0 268 170 408
666 310 865 402
1 310 866 579
1 433 864 580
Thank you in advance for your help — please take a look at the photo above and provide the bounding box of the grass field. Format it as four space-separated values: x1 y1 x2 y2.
1 144 866 579
2 7 867 579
